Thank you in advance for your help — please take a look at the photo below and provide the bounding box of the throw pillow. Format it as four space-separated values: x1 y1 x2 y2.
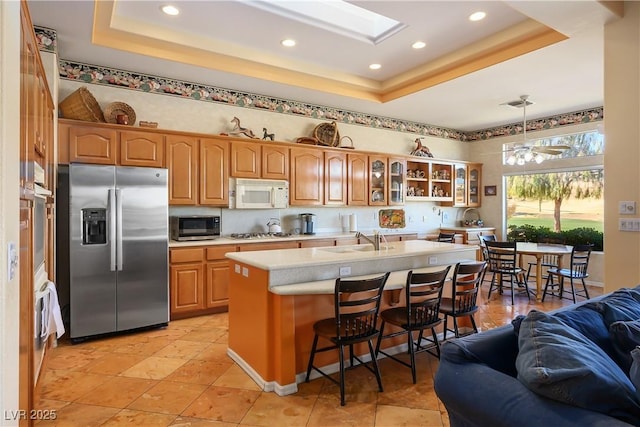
610 320 640 374
516 310 640 425
587 288 640 327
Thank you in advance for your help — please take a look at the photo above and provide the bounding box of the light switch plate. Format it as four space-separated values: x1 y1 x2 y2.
619 201 636 215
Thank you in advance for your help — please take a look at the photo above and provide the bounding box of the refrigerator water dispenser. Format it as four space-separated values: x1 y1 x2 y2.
82 209 107 245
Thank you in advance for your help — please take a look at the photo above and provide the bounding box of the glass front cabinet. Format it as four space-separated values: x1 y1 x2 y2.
467 163 481 207
389 158 405 205
369 156 387 205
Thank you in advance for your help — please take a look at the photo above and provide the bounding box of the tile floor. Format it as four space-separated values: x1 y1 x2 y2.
35 283 602 426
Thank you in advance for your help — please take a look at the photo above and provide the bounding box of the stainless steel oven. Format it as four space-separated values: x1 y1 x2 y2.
170 215 221 241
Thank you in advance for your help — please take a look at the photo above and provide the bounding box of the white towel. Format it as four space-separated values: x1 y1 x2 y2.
43 281 65 339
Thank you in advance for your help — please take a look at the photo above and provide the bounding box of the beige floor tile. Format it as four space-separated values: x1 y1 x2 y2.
374 404 444 427
306 395 376 427
192 343 233 363
120 356 187 380
179 328 227 343
170 416 236 426
39 370 110 402
45 348 108 371
74 376 156 408
181 385 260 423
127 380 207 415
101 408 178 426
212 364 262 391
240 392 316 426
165 359 234 385
77 352 147 375
34 403 119 426
153 339 211 359
112 337 174 356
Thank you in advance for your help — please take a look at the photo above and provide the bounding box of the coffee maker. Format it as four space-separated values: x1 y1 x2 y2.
300 213 316 235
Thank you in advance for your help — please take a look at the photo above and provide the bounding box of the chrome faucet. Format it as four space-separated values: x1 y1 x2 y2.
355 231 383 250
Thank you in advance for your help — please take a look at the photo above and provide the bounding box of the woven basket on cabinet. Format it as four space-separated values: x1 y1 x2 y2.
58 86 106 122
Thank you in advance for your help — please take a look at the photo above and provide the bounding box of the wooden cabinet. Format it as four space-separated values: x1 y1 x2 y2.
467 163 481 207
120 130 164 167
170 245 237 318
65 124 118 165
200 138 229 205
441 162 482 207
369 156 387 205
324 150 347 205
406 158 453 202
165 136 228 206
230 141 289 179
389 158 406 205
166 134 198 205
300 238 336 248
347 152 368 206
238 241 299 251
290 147 324 206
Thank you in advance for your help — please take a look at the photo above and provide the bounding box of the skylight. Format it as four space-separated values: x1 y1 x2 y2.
243 0 407 45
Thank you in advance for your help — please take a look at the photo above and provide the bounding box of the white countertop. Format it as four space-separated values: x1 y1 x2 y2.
226 240 478 290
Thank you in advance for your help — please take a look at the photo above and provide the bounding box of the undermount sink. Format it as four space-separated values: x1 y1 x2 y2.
318 247 355 253
352 245 394 252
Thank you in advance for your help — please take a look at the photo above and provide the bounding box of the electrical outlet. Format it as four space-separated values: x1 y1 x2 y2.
7 242 17 281
242 267 249 277
442 211 450 222
422 216 428 222
234 264 241 274
428 256 437 265
339 266 351 276
408 216 413 223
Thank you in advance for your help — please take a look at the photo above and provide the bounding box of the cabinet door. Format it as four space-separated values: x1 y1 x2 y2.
324 150 347 205
389 158 405 205
467 163 481 207
200 138 229 205
166 135 198 205
452 163 468 207
170 263 205 315
238 241 299 251
369 156 387 205
262 145 289 180
120 130 165 167
230 141 260 178
290 147 324 205
299 239 335 248
347 153 368 206
68 126 118 165
205 261 230 309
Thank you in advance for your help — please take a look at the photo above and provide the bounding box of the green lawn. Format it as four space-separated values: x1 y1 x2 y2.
507 217 603 232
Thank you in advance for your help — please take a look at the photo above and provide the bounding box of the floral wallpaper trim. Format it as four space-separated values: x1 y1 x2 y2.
56 57 604 143
34 26 57 54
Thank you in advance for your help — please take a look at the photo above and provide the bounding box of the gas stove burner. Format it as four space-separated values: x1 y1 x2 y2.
229 232 292 240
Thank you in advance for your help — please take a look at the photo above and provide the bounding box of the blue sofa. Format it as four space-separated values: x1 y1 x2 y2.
434 286 640 427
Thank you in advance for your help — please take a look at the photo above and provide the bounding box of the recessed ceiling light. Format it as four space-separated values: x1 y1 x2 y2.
162 5 180 16
281 39 296 47
412 41 426 49
469 11 486 22
369 63 381 70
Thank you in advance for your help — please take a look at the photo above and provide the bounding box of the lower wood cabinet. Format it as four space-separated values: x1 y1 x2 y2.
169 245 237 319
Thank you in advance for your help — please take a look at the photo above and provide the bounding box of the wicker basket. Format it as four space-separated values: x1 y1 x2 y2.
59 87 105 122
313 121 340 147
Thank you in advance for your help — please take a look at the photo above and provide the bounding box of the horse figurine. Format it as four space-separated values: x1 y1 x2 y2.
262 128 275 141
229 117 259 139
410 137 434 157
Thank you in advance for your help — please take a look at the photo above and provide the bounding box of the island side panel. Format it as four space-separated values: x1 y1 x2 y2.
270 290 297 386
228 262 272 381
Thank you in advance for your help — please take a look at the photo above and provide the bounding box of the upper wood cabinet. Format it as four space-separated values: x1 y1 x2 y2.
230 141 289 180
347 152 368 206
368 155 388 206
64 122 118 165
324 150 347 205
200 138 229 205
467 163 481 207
166 135 198 205
389 158 406 206
290 146 324 206
120 130 165 167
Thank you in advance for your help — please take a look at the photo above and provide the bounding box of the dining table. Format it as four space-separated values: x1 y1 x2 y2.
515 242 573 302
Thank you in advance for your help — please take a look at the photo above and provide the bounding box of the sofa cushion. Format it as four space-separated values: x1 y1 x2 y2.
516 310 640 424
610 319 640 374
630 347 640 401
587 288 640 327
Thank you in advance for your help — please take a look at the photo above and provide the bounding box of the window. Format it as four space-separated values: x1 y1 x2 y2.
504 130 604 234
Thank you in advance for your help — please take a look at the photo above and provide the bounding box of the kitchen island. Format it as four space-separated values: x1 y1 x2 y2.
225 240 477 395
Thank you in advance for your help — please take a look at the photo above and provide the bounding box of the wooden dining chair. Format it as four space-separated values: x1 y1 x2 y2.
485 241 530 305
440 261 487 340
375 266 450 384
543 244 593 303
305 272 390 406
525 236 565 285
478 235 496 286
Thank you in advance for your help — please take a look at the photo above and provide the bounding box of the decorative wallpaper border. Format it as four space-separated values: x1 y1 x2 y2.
34 26 57 54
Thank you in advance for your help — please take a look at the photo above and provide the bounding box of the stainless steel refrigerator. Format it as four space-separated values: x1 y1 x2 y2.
57 164 169 342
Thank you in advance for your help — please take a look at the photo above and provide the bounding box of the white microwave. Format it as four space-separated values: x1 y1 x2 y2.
229 178 289 209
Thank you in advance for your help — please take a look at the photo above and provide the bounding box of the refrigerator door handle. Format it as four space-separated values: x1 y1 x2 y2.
116 188 123 271
109 188 117 271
